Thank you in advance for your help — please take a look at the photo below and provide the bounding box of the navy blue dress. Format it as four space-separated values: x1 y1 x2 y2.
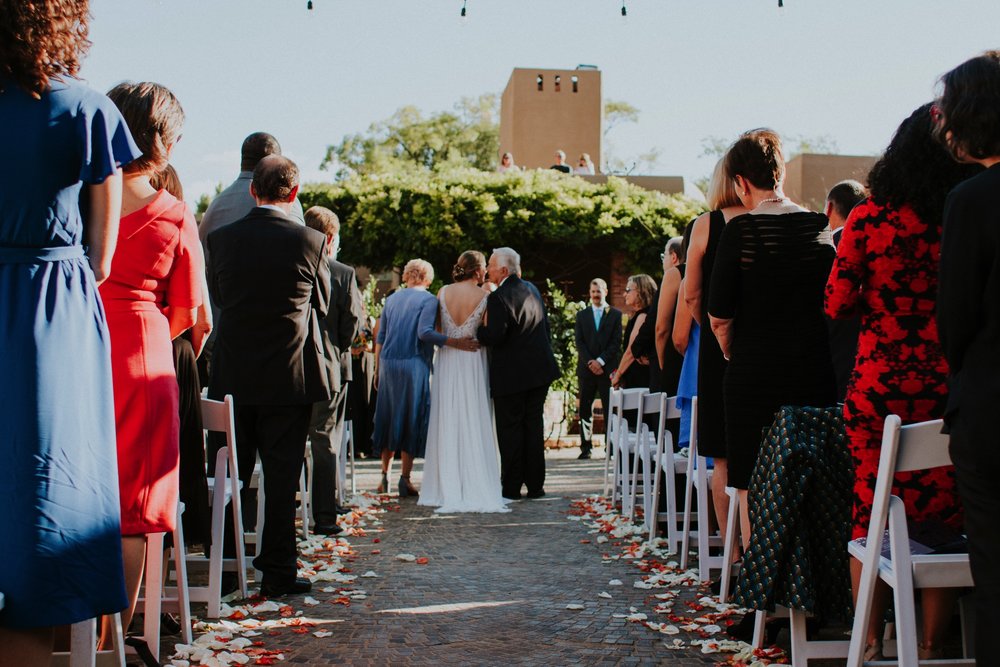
0 77 140 627
373 287 447 457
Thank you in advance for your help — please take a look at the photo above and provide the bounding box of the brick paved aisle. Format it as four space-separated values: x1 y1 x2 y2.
167 448 765 666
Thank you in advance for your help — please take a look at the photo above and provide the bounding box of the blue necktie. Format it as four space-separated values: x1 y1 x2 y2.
594 307 602 330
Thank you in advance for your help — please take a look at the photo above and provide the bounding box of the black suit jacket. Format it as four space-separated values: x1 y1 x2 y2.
207 207 332 405
477 276 559 397
575 304 623 376
319 258 363 393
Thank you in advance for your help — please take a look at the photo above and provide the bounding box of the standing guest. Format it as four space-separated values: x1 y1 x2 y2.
150 164 213 553
207 155 330 597
477 248 560 499
936 50 1000 663
102 81 202 636
670 223 698 448
646 237 685 396
826 105 975 660
198 132 304 376
708 129 837 547
824 180 867 402
348 317 376 458
610 274 658 390
550 150 572 173
373 260 478 496
0 2 138 660
574 278 623 459
575 153 596 175
304 206 362 534
683 156 746 549
497 151 520 173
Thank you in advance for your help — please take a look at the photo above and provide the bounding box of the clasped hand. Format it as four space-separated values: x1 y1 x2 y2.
452 337 480 352
587 359 604 375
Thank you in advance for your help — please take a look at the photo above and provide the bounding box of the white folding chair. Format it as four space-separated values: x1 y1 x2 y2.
628 391 669 524
678 398 726 581
645 395 694 555
50 614 126 667
337 419 356 503
847 415 974 666
602 388 623 498
610 388 647 514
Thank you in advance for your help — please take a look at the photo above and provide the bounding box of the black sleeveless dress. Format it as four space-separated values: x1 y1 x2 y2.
696 211 728 458
708 210 837 488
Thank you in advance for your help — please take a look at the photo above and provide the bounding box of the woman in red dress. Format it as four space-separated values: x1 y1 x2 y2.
824 103 979 659
102 82 202 634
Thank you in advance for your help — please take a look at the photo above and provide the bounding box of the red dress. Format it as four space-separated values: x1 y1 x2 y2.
100 190 203 535
825 199 963 540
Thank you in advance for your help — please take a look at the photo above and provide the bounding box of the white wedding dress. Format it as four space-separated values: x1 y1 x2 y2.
419 288 510 513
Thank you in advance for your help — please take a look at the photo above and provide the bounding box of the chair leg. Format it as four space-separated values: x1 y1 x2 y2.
719 487 740 603
299 463 310 540
69 618 96 667
697 462 712 581
680 453 696 570
206 471 228 619
170 508 193 645
347 421 356 497
752 610 767 649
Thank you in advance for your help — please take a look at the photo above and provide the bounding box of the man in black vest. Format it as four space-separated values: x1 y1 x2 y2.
477 248 559 499
207 155 331 596
574 278 623 459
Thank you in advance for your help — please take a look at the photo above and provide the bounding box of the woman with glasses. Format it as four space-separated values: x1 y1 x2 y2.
610 274 657 389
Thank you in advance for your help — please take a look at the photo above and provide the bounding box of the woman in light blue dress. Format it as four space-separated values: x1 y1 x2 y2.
372 259 479 497
0 1 140 660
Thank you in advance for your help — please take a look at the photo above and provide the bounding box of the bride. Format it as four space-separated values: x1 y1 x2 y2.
419 250 510 513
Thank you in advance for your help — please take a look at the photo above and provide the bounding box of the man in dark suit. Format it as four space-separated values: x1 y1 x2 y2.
207 155 331 597
303 205 363 535
477 248 559 499
574 278 623 459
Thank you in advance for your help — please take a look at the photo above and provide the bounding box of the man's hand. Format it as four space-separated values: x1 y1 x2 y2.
451 337 481 352
587 359 604 375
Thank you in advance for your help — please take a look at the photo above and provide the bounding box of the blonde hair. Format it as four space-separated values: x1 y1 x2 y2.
627 274 657 309
707 155 742 210
402 258 434 286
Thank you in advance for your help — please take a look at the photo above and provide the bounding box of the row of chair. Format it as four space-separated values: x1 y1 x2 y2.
599 386 975 665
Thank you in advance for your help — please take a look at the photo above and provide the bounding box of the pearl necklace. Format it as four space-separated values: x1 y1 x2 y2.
756 196 788 206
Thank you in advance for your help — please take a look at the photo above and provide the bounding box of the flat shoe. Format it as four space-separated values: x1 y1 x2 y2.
260 577 312 597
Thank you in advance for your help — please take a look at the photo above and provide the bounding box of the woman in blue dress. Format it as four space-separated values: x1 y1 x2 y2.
373 259 479 497
0 1 140 661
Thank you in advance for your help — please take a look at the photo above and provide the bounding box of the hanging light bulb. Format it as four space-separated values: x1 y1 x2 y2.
306 0 313 8
460 0 467 17
778 0 784 6
621 1 627 17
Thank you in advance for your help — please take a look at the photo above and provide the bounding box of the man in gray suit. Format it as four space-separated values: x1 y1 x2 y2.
303 206 363 535
200 132 305 374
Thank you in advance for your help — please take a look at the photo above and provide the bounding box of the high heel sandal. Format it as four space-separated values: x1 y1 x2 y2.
398 475 418 498
918 643 943 660
863 639 884 662
376 473 388 494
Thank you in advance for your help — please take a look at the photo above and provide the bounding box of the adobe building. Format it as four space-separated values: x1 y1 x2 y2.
784 153 877 212
500 67 603 170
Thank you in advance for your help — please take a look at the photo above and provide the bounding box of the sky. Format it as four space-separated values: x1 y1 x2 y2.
81 0 1000 205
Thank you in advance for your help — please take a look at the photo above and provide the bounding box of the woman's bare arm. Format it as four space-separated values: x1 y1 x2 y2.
85 170 123 284
684 213 710 325
673 279 693 354
654 268 681 367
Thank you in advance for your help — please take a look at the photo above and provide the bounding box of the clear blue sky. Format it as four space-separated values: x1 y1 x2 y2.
81 0 999 204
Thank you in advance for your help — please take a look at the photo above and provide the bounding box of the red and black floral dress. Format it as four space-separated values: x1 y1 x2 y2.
824 199 963 540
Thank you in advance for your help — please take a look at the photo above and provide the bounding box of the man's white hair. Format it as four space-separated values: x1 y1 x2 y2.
492 247 521 273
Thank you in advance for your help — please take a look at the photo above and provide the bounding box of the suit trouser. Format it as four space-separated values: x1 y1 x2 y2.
577 372 611 453
224 403 311 585
309 385 349 524
494 385 548 495
949 419 1000 662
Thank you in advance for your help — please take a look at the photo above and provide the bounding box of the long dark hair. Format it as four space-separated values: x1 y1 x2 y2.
938 51 1000 162
867 103 980 226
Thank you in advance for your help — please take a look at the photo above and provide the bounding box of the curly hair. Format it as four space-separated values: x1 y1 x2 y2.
402 259 434 287
452 250 484 282
0 0 91 97
626 274 657 310
867 103 981 227
938 50 1000 162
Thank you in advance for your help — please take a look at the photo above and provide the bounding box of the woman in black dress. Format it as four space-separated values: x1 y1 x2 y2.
708 128 837 547
610 274 658 390
681 156 746 540
936 50 1000 662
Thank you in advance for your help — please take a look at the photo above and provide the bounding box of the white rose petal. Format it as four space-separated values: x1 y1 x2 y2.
608 579 623 586
303 596 320 606
314 631 334 638
565 603 585 610
598 591 612 599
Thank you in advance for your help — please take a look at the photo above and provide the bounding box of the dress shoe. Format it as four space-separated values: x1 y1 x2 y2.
577 450 592 460
526 489 546 499
334 503 354 516
313 522 343 536
502 491 522 500
398 475 419 498
260 577 312 598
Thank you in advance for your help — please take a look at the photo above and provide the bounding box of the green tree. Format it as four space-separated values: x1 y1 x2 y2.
321 94 500 179
602 99 661 175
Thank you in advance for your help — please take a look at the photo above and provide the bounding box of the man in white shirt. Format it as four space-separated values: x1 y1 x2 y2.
574 278 623 459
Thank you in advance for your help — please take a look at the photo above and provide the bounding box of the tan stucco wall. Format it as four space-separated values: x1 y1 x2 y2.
784 153 877 212
500 68 602 171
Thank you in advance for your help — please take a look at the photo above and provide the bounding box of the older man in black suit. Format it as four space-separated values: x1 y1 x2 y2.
207 155 330 597
574 278 623 459
303 205 363 535
477 248 559 500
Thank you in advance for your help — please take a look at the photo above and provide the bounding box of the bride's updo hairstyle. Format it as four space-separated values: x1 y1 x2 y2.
452 250 485 282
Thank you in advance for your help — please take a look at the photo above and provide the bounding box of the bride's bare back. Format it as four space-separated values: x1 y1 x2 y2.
440 279 490 327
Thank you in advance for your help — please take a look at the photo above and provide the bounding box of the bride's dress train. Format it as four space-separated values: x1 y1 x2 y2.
419 289 509 513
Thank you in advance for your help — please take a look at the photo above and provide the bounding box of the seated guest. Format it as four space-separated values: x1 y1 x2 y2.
104 81 202 634
708 128 837 549
575 153 595 175
497 151 520 173
825 104 978 660
550 150 572 173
